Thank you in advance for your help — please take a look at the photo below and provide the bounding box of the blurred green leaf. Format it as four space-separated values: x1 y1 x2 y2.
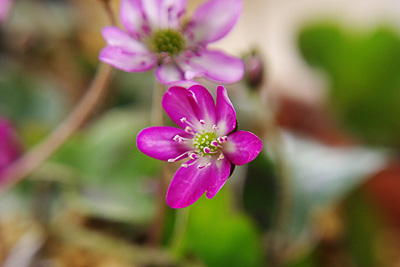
243 152 277 231
298 23 400 147
175 186 263 267
284 134 385 239
343 189 381 267
0 65 66 130
51 109 160 224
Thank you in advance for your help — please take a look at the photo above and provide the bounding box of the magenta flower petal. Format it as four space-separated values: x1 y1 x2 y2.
187 85 217 128
102 26 149 53
204 157 231 199
136 126 192 161
223 130 263 166
187 49 245 84
166 157 231 208
0 118 21 177
188 0 242 44
99 47 157 72
137 84 262 208
215 85 236 136
120 0 146 36
162 86 201 131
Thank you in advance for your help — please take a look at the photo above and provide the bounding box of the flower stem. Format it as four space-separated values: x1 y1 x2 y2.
0 63 113 192
265 111 291 266
148 81 169 246
151 80 166 125
168 208 190 256
249 89 292 266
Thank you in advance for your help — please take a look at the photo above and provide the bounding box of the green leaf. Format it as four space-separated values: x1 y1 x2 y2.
175 186 264 267
298 23 400 147
51 109 160 224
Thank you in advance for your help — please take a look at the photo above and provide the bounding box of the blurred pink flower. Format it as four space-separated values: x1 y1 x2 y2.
99 0 244 84
0 0 13 24
137 85 262 208
0 118 21 177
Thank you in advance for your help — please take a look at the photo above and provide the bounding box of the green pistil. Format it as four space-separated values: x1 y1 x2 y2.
150 29 185 55
193 131 219 156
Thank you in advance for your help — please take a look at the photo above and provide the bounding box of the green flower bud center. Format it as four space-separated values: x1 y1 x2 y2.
193 131 220 156
150 29 185 55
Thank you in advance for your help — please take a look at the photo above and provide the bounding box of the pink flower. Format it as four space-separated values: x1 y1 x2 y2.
0 118 21 177
136 85 263 208
0 0 13 24
99 0 244 84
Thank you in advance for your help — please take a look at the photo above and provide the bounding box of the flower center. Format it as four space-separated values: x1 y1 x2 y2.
193 131 220 156
150 29 185 55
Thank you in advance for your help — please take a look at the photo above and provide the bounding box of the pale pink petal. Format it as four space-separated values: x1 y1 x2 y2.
223 131 263 166
120 0 146 36
102 26 149 53
0 0 13 24
188 0 242 44
155 63 185 84
143 0 187 30
163 0 187 28
187 49 245 84
164 80 201 88
215 86 236 136
136 126 192 161
166 157 231 208
162 86 203 131
99 47 157 72
187 85 217 129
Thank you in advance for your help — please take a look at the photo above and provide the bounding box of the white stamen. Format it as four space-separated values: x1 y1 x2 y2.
189 153 197 159
197 162 212 169
203 147 211 154
211 141 222 147
168 152 188 163
199 119 206 124
181 160 197 168
173 135 191 144
212 125 219 130
218 154 225 161
218 136 228 143
185 126 192 133
180 117 195 128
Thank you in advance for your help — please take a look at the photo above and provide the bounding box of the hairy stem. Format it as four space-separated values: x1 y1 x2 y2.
249 89 292 266
0 63 113 192
151 81 166 125
148 81 169 246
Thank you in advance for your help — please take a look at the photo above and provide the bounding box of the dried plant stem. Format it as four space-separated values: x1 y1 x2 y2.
100 0 117 27
0 64 113 192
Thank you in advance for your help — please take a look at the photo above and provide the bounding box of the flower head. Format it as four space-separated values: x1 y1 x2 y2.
99 0 245 84
0 117 21 177
137 85 263 208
